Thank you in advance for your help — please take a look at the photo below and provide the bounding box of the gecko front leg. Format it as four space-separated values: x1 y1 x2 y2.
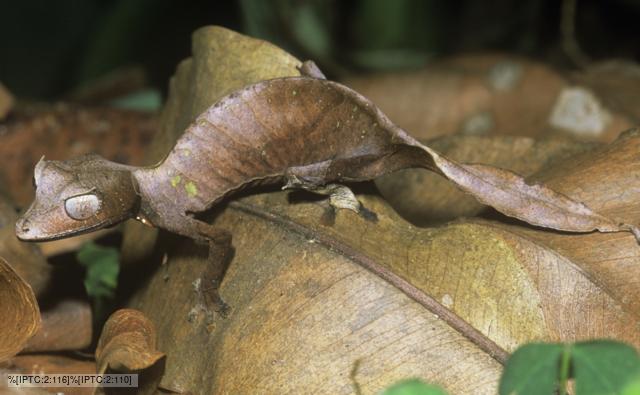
198 222 233 317
175 216 234 318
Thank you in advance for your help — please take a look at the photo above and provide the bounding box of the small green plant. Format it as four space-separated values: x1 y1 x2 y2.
381 379 448 395
76 241 120 322
381 340 640 395
500 340 640 395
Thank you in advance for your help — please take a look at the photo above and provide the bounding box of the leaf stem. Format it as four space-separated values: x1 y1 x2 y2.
558 344 572 395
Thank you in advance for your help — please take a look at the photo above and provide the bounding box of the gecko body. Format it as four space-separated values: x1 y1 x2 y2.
15 63 412 315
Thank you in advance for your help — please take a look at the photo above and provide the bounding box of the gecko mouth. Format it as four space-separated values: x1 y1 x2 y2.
15 217 114 242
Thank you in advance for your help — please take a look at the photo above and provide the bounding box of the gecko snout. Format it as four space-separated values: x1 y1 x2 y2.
15 217 33 240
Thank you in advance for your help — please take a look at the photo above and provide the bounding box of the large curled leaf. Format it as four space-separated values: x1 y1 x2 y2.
128 187 640 394
502 128 640 317
95 308 164 374
377 128 640 333
0 256 40 362
123 25 502 394
129 193 506 394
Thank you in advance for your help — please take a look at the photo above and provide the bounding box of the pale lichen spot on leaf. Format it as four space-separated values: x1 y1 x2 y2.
441 294 454 308
185 181 198 197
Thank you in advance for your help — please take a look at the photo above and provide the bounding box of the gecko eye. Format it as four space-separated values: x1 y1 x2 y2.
64 194 102 220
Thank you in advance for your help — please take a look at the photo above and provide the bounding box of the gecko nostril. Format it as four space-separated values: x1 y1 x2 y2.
19 219 30 233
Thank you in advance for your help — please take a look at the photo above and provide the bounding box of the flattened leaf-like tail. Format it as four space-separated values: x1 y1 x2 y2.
154 76 629 239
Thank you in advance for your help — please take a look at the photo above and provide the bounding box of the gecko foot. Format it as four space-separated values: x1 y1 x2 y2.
196 224 234 318
287 181 362 213
202 280 230 318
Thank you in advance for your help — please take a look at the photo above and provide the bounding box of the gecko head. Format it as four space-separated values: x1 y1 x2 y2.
16 154 140 241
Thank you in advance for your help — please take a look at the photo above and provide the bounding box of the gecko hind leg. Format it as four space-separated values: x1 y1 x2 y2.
283 164 379 223
310 184 361 213
284 164 361 213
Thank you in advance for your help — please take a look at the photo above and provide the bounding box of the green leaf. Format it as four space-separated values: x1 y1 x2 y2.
381 379 448 395
109 89 162 112
499 343 563 395
76 241 120 300
573 340 640 395
622 374 640 395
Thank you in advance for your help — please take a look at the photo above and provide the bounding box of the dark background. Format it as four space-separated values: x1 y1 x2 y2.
1 0 638 100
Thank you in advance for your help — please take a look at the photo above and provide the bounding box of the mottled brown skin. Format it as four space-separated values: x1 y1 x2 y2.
132 76 428 235
16 63 627 315
15 73 432 315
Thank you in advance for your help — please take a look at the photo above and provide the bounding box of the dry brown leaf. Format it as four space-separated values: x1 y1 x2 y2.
127 194 504 394
376 135 597 225
0 354 96 395
344 54 566 140
499 127 640 315
568 60 640 141
122 26 502 394
0 256 40 362
95 309 164 374
530 128 640 224
126 187 640 394
24 299 92 353
344 53 632 142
